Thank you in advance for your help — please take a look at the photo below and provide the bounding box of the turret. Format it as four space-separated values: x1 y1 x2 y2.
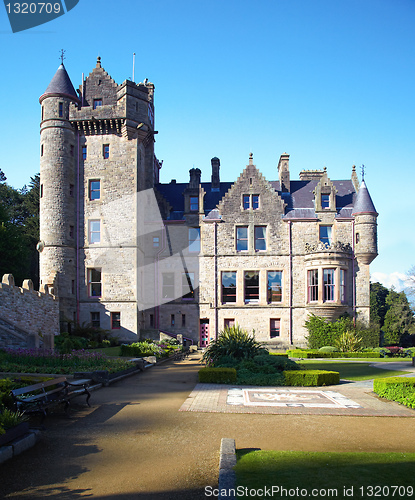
352 180 378 265
39 63 80 329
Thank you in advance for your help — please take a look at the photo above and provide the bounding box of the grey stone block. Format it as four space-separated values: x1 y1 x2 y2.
12 432 37 456
0 445 13 464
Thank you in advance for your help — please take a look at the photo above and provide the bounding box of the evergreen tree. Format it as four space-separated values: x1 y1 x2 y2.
383 289 415 345
370 281 389 327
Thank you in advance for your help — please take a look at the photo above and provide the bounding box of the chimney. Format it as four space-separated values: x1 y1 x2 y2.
278 153 290 193
189 168 201 188
211 157 220 191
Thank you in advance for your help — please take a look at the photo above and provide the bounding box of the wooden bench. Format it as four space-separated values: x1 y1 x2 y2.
11 377 91 423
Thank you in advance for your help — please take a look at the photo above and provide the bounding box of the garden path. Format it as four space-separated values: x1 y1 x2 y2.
1 354 415 500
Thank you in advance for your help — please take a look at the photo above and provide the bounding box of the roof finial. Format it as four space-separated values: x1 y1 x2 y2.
97 56 102 68
60 49 66 65
361 164 365 181
249 152 253 165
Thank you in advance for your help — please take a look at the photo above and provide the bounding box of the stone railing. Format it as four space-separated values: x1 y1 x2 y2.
305 241 352 254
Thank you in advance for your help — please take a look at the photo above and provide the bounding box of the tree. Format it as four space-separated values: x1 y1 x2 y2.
0 172 40 286
383 289 415 345
370 282 389 328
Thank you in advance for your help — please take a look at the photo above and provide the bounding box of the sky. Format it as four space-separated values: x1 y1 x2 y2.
0 0 414 292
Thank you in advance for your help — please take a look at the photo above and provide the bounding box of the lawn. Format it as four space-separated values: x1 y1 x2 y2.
90 346 122 357
235 449 415 499
299 360 410 380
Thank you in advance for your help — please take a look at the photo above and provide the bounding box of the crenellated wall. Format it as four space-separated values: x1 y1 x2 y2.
0 274 59 349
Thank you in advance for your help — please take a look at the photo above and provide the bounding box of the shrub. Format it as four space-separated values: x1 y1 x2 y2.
283 370 340 386
318 346 339 353
373 377 415 409
0 408 28 429
334 330 363 352
252 354 299 371
269 353 289 358
55 333 89 354
202 325 263 365
236 371 285 386
198 367 237 384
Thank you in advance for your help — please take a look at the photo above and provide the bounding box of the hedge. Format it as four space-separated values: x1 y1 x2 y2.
198 367 237 384
269 353 289 358
286 350 382 359
373 377 415 409
283 370 340 386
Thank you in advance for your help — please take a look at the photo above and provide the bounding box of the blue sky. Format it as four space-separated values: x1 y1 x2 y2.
0 0 414 291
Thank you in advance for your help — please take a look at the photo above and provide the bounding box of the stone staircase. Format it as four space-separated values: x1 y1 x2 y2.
0 317 31 349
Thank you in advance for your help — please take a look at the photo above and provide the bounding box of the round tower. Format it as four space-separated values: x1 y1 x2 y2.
352 180 378 265
39 63 80 329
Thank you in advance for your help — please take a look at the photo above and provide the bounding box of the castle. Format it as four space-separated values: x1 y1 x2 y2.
36 58 378 348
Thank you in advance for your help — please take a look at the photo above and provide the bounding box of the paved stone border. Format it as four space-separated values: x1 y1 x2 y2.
0 429 41 464
180 382 415 416
219 438 236 500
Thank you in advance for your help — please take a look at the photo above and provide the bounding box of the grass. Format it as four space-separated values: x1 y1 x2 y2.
89 346 122 357
235 449 415 499
299 360 410 380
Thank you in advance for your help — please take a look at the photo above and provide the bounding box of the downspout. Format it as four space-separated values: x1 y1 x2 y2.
352 219 356 327
214 221 218 340
76 130 80 324
288 221 293 346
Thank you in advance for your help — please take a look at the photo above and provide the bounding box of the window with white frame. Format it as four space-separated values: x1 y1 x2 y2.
162 273 174 299
236 226 248 251
222 271 237 303
319 225 332 246
188 227 200 252
182 272 195 299
267 271 282 303
307 269 318 302
323 268 335 302
88 268 101 297
88 220 101 244
270 318 280 338
340 269 347 303
244 271 259 303
254 226 267 251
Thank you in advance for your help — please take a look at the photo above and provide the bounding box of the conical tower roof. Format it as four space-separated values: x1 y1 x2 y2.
352 180 377 215
39 64 80 103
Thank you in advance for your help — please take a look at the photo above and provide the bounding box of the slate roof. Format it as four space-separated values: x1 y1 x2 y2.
156 177 358 221
40 64 80 103
352 180 378 215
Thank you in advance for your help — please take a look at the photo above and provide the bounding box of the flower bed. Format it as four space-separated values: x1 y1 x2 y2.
0 348 134 375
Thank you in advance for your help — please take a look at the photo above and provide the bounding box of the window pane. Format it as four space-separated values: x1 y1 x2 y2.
90 180 100 200
243 195 250 210
252 195 259 209
244 271 259 302
222 271 236 303
111 312 121 329
254 226 266 251
308 269 318 302
93 99 102 109
321 194 330 209
89 220 100 243
88 269 101 297
268 271 282 303
340 269 346 303
190 197 198 211
182 272 195 299
270 318 280 338
323 269 335 302
188 227 201 252
224 319 235 329
91 312 100 328
236 226 248 251
162 273 174 299
319 226 332 246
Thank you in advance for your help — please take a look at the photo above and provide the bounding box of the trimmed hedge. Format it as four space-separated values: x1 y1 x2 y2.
286 350 382 359
373 377 415 409
283 370 340 386
269 353 289 358
198 367 237 384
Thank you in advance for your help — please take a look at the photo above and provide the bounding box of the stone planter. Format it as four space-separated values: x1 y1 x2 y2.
0 422 30 447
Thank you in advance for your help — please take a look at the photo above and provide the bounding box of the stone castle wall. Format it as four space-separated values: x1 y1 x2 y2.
0 274 59 348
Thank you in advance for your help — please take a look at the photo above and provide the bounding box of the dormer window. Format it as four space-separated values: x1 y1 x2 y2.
190 196 199 212
93 99 102 109
321 194 330 209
